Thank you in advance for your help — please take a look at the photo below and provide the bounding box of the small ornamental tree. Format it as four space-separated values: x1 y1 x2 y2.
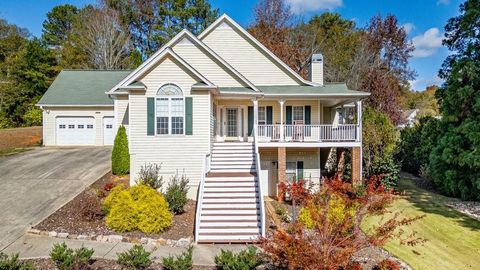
259 175 425 269
112 125 129 175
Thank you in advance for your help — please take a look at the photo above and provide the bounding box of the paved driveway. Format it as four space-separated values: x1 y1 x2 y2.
0 147 111 250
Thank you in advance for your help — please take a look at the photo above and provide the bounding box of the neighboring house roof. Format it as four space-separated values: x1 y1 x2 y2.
198 14 317 87
37 70 131 106
219 84 369 97
403 109 418 119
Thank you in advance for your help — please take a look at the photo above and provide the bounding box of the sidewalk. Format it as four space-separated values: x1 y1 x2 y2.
2 234 247 266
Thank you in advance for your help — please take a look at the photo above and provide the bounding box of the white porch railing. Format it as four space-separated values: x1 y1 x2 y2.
257 124 358 143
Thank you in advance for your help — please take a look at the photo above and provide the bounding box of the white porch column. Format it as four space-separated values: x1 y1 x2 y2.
356 100 362 142
252 99 259 142
356 99 363 180
279 99 285 142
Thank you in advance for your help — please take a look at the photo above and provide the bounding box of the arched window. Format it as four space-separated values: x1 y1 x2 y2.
156 84 184 135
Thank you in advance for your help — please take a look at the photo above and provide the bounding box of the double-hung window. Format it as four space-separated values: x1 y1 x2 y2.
156 84 184 135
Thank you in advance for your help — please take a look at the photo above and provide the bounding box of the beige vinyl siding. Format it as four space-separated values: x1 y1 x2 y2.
42 106 114 146
130 56 211 198
172 38 245 87
259 147 321 187
114 95 129 134
216 99 323 125
201 21 301 86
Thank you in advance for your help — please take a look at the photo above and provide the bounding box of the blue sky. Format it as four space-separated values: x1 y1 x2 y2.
0 0 464 91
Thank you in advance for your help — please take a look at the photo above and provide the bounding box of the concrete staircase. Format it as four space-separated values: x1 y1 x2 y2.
196 142 261 243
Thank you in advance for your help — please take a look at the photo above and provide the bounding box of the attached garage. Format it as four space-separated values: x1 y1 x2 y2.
56 116 95 145
37 70 131 146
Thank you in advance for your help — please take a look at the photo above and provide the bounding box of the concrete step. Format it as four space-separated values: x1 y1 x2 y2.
202 201 259 207
205 176 256 182
203 192 258 199
199 221 260 227
209 169 256 174
203 186 257 193
196 234 259 242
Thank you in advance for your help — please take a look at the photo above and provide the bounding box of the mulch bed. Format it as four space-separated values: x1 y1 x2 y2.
33 173 195 240
0 126 42 149
23 258 214 270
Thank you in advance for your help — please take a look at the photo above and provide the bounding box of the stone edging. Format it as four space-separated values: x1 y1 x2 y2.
26 228 192 248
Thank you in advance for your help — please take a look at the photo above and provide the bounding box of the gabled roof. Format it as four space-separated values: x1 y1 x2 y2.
109 47 214 93
109 29 258 93
38 70 131 106
199 14 317 87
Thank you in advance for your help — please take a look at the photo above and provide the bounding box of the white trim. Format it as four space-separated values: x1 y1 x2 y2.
36 104 114 107
258 142 362 148
198 14 317 87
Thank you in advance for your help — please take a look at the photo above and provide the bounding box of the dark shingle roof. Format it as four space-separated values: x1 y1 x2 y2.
37 70 131 106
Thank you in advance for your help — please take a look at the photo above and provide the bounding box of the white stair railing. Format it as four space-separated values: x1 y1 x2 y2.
194 152 210 243
253 125 266 238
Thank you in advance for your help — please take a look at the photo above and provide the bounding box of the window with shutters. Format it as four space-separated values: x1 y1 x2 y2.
258 106 266 125
156 84 184 135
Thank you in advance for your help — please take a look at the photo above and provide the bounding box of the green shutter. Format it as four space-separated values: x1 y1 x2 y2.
248 106 254 136
147 97 155 136
286 106 292 124
266 106 273 125
297 161 304 181
305 106 311 124
185 97 193 135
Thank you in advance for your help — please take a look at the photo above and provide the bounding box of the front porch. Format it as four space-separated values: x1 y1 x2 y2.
213 97 363 148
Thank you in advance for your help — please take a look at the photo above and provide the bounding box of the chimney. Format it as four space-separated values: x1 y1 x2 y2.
309 53 324 86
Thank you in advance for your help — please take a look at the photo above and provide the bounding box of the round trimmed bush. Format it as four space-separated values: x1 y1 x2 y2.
103 184 172 233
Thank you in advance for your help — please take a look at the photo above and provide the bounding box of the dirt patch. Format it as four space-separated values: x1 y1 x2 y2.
33 173 195 240
24 258 214 270
0 126 42 149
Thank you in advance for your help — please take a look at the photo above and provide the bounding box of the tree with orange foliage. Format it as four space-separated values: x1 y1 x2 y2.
259 175 425 270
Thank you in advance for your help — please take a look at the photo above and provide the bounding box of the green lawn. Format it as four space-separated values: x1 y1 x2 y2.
364 176 480 270
0 147 34 157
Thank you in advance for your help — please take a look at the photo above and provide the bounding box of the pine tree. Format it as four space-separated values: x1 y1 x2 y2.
429 0 480 200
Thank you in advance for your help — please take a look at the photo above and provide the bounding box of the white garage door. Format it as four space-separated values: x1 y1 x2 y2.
103 117 116 145
56 117 95 145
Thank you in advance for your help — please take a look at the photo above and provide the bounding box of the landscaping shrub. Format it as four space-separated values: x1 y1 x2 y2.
164 174 189 214
79 190 103 221
50 243 94 270
259 176 425 270
103 184 172 233
112 125 130 176
136 163 163 190
214 246 262 270
0 252 33 270
117 245 152 269
162 246 193 270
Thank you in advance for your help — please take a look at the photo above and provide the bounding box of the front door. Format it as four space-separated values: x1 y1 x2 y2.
226 108 238 140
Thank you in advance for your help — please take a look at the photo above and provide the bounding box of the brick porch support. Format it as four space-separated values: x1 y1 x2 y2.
277 147 286 201
351 147 362 186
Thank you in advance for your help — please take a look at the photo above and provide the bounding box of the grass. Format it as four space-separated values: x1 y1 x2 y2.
0 147 35 157
364 176 480 270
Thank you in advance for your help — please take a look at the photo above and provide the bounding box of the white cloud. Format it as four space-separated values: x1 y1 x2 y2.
411 28 444 58
409 76 443 91
437 0 450 5
402 23 415 35
286 0 343 14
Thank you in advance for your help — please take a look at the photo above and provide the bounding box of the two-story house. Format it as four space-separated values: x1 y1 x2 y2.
38 14 370 243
